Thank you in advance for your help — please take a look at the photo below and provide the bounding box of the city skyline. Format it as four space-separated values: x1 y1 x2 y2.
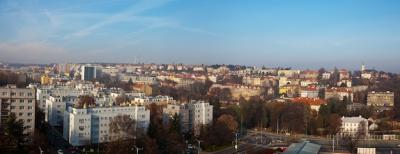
1 0 400 72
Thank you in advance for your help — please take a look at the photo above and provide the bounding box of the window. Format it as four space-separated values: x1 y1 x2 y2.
27 112 32 116
2 92 7 95
79 119 84 123
28 93 33 96
19 99 24 103
19 92 24 96
10 106 15 109
28 106 32 110
11 92 16 96
19 113 23 116
28 100 33 103
27 119 32 123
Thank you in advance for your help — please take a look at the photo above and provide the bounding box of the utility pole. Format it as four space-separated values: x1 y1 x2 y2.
332 136 335 152
260 122 263 144
276 118 279 134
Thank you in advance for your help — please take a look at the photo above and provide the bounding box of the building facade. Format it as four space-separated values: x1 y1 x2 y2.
63 105 150 146
340 116 368 137
0 85 36 136
325 87 353 102
45 96 76 126
162 100 213 136
81 66 96 81
367 91 394 107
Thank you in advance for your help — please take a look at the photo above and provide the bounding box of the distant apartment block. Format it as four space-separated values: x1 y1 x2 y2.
0 85 36 136
81 66 96 81
325 87 353 102
300 86 319 98
367 91 394 107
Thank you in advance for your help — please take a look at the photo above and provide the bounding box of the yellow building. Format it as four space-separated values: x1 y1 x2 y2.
133 83 153 96
279 84 299 97
41 75 51 85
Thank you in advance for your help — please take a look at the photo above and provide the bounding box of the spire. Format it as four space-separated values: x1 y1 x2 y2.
361 63 365 72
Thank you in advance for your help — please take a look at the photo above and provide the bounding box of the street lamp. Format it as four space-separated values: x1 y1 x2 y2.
196 139 202 154
39 146 44 154
234 132 239 153
132 145 143 154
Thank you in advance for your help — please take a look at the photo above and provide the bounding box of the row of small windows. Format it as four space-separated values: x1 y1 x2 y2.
1 92 33 96
79 119 90 123
11 106 33 110
8 99 34 103
11 112 33 116
19 119 33 123
76 108 145 115
344 123 360 126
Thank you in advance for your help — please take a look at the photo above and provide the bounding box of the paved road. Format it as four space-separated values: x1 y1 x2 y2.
210 131 280 154
212 143 268 154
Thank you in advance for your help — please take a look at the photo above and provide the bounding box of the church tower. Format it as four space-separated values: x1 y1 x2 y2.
361 63 366 72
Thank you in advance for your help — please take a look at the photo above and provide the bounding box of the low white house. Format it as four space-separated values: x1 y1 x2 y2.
340 116 368 137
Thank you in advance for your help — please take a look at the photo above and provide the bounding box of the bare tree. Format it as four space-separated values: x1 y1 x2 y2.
115 94 130 105
75 95 96 108
105 115 140 154
217 114 238 132
109 115 139 141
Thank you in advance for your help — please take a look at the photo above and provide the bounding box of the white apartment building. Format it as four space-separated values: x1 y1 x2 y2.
162 100 213 135
132 95 174 105
300 88 319 98
45 96 76 126
325 87 353 102
162 104 190 133
63 105 150 146
0 85 36 135
340 116 369 137
37 86 82 110
242 76 261 86
322 72 331 80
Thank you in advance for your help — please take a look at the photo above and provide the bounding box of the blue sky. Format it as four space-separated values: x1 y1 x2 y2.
0 0 400 72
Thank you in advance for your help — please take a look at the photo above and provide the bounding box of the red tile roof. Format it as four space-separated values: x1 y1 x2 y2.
291 97 326 106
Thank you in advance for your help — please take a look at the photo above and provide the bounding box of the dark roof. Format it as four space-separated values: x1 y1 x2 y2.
283 141 321 154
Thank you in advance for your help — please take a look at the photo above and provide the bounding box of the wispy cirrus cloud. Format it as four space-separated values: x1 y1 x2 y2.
64 0 174 39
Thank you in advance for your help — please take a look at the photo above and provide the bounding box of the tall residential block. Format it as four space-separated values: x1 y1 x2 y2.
0 85 36 136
